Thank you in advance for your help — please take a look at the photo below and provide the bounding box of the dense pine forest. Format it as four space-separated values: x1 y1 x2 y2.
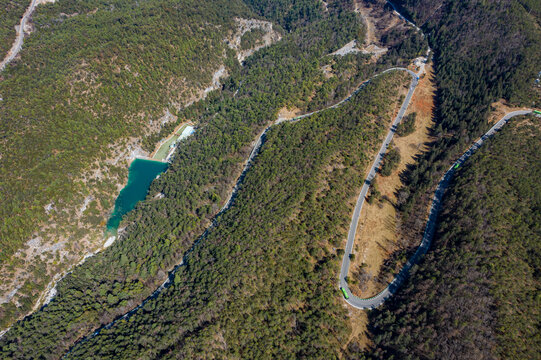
0 0 250 260
376 0 541 292
67 70 409 360
397 0 540 219
0 0 346 355
363 116 540 359
352 1 541 358
0 0 430 356
1 0 539 358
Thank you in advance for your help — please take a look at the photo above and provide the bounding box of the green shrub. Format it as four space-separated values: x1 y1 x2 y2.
380 147 401 176
240 28 266 50
396 112 416 136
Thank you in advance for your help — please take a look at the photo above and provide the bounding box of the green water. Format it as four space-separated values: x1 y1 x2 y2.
106 159 168 233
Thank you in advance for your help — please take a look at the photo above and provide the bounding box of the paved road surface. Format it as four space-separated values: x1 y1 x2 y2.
220 67 417 213
338 66 419 308
339 110 533 309
62 66 418 355
0 0 39 72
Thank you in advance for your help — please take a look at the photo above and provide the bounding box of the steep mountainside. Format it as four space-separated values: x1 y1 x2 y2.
0 0 431 357
365 115 540 359
0 0 372 356
378 0 541 286
0 0 254 329
339 0 541 357
67 69 410 360
2 0 538 359
348 0 541 359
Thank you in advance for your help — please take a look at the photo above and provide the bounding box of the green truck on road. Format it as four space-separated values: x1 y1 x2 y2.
340 287 349 299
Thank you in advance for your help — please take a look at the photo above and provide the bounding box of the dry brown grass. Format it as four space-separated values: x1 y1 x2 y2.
277 105 302 120
355 2 377 46
347 63 436 298
488 99 531 124
341 70 422 349
341 1 436 351
343 306 372 352
354 0 410 46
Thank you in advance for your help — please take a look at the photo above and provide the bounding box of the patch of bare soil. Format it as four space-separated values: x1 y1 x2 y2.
277 105 302 120
488 99 531 124
354 1 376 46
353 0 414 60
354 4 386 61
331 40 361 56
344 307 372 352
330 0 417 62
321 64 333 79
337 71 413 348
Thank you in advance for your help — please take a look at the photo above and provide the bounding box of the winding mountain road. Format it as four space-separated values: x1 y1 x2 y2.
338 64 419 309
63 66 420 356
220 66 418 213
339 106 533 309
337 0 535 310
0 0 39 72
5 0 535 354
64 4 427 350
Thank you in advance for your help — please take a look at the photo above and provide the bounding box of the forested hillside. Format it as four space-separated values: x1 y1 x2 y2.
0 0 431 356
0 0 368 355
0 0 26 57
363 115 540 359
0 0 250 259
67 70 410 360
7 0 537 359
378 0 541 284
0 0 254 329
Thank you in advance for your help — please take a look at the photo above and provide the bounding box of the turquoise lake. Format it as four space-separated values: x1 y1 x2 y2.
106 158 168 233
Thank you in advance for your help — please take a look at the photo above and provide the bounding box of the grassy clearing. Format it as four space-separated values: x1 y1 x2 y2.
151 123 190 161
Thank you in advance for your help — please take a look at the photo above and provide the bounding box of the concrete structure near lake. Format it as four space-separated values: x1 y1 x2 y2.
152 124 195 162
